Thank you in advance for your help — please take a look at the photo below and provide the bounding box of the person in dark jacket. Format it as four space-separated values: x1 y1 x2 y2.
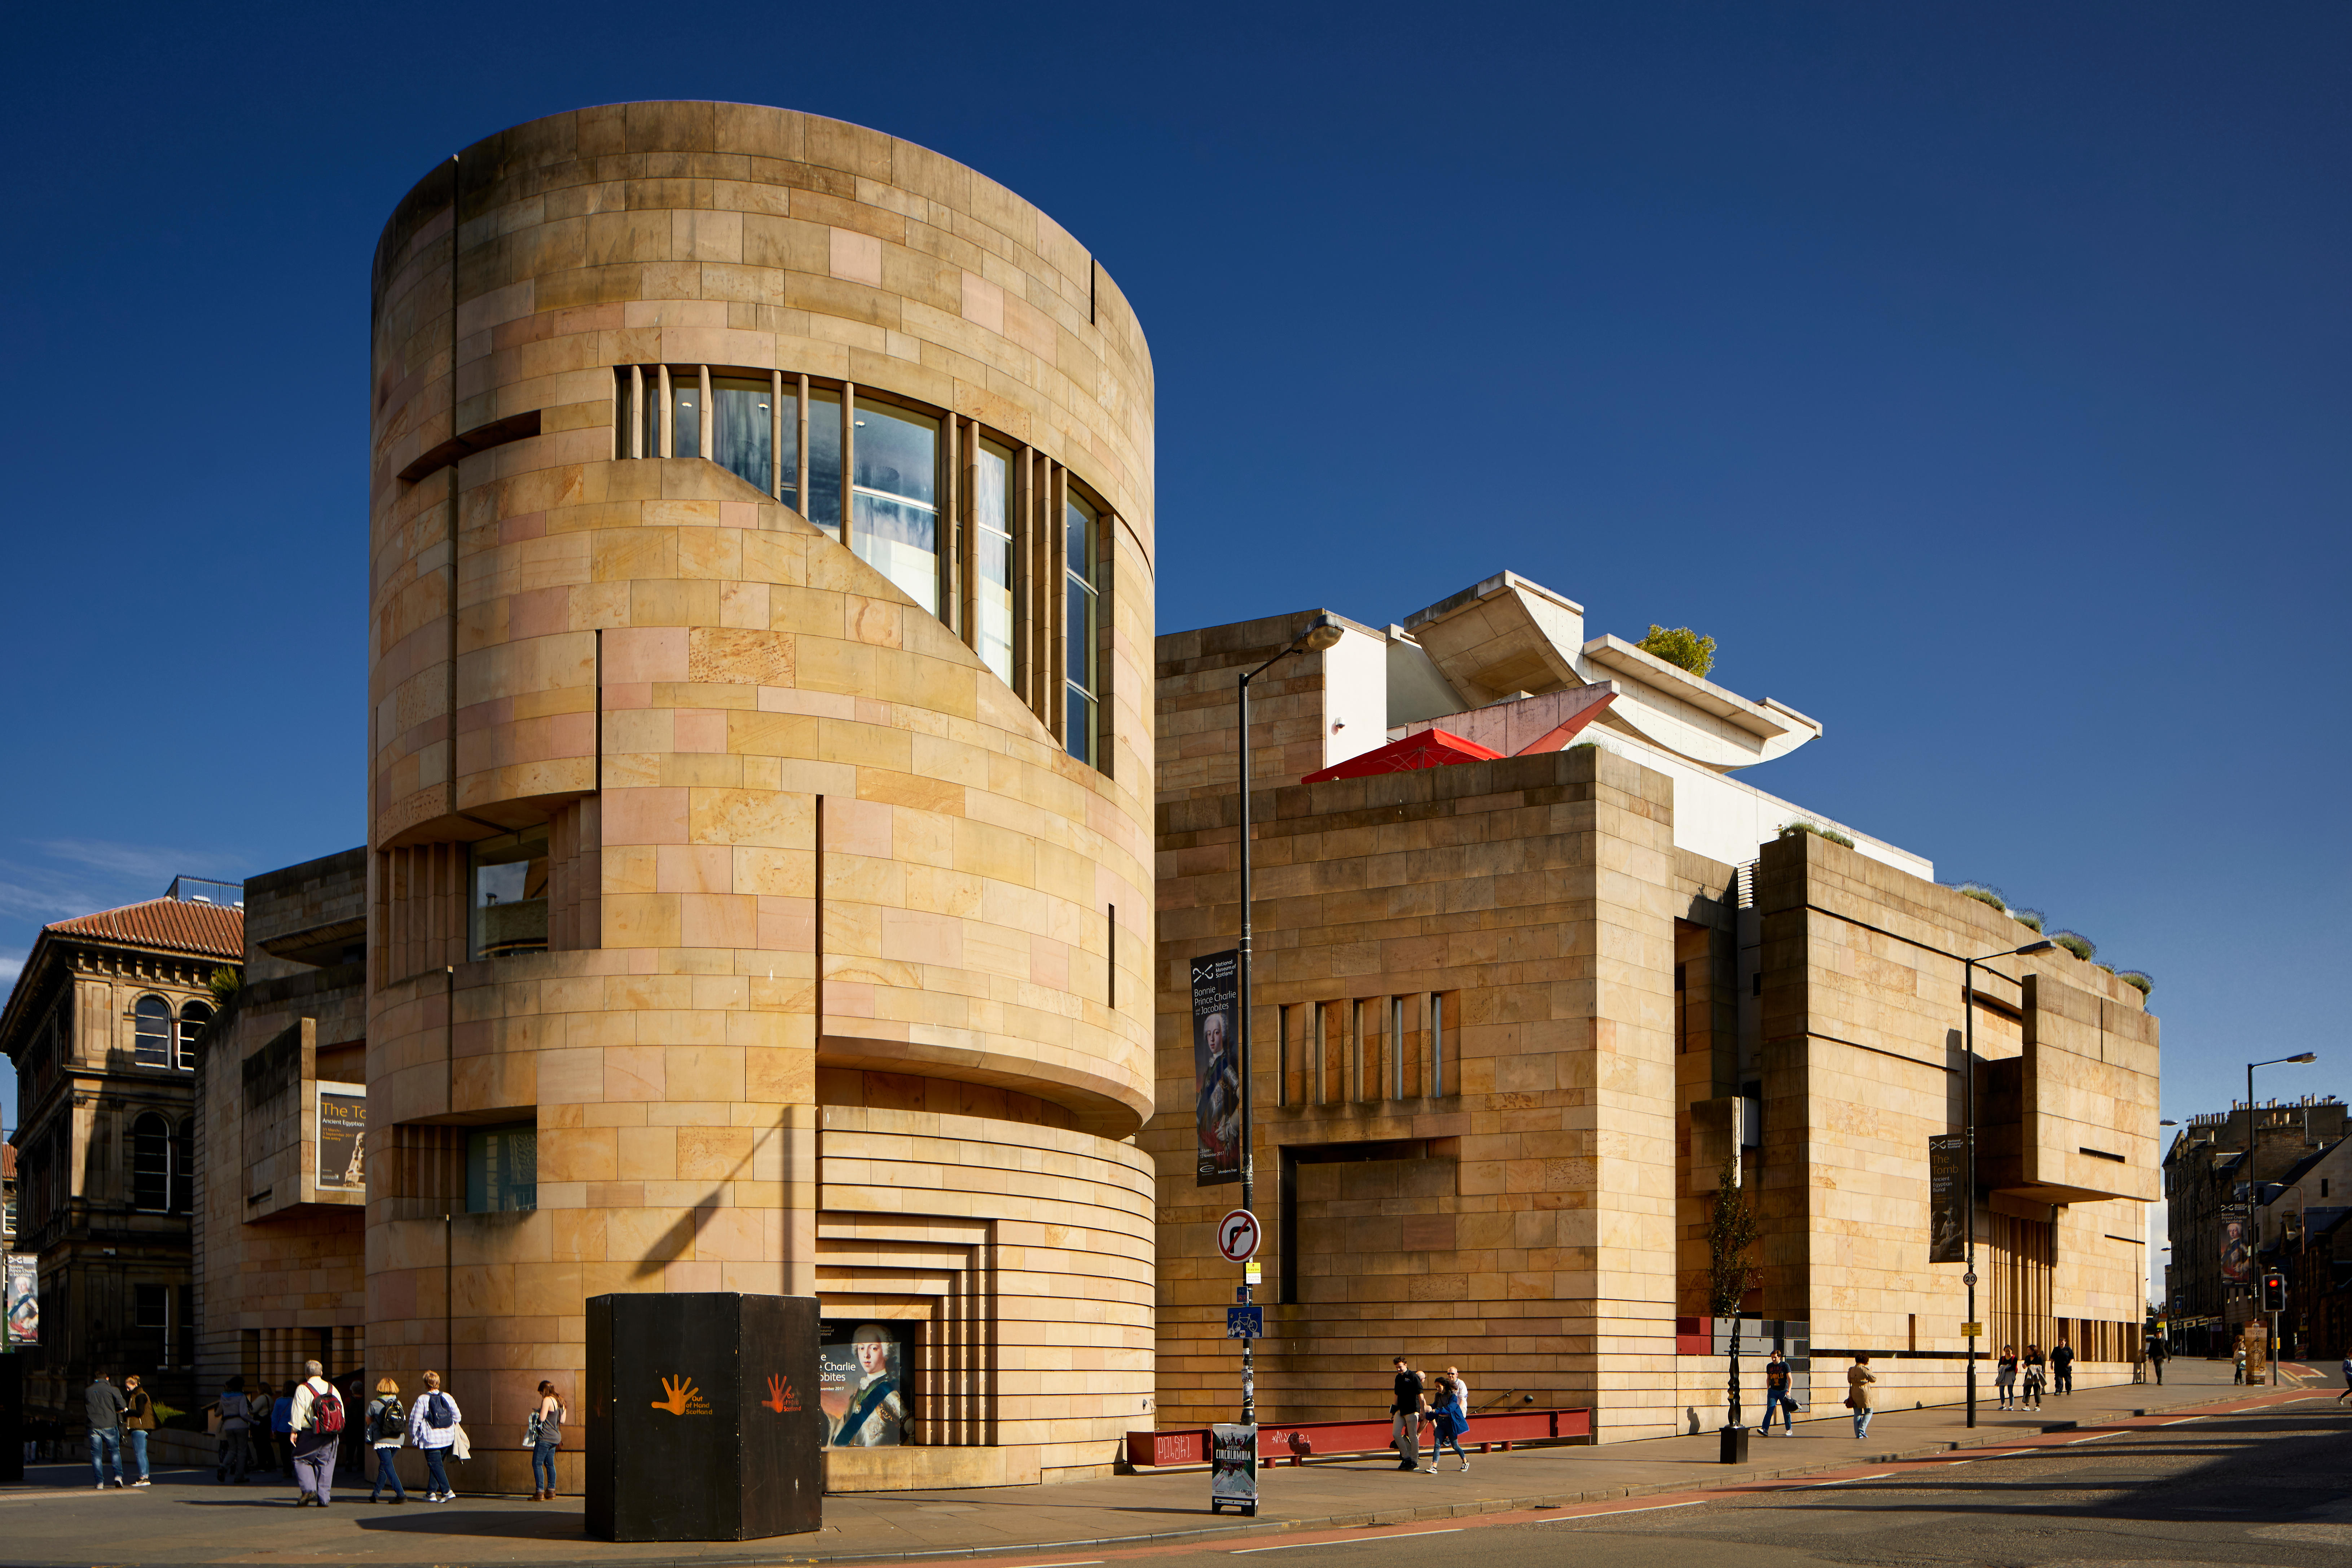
84 1371 128 1489
1757 1349 1796 1435
2147 1336 2168 1385
121 1375 157 1486
1389 1358 1425 1471
2050 1339 2074 1394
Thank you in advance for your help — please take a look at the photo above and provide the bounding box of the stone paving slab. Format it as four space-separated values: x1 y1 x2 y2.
0 1361 2302 1568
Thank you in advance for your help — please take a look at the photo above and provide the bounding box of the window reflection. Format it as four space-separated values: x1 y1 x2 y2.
672 380 702 458
808 388 842 538
713 377 773 493
1065 491 1099 765
469 824 550 959
851 400 940 614
133 995 171 1068
975 440 1015 685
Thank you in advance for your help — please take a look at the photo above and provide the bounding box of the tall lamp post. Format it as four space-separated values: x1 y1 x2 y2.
1234 612 1344 1426
2245 1052 2316 1386
1962 938 2054 1429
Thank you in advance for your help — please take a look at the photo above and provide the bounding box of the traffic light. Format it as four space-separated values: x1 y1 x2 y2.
2261 1270 2287 1313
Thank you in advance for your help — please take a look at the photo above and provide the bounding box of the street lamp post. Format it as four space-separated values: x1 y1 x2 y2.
1233 612 1344 1426
1963 938 2055 1429
2244 1052 2316 1387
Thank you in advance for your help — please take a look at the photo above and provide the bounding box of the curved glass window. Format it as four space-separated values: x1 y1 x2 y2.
975 440 1015 685
807 388 843 538
671 377 702 458
132 1112 170 1211
470 825 550 959
177 1002 212 1071
852 400 940 613
133 995 171 1068
1065 491 1100 765
714 377 774 494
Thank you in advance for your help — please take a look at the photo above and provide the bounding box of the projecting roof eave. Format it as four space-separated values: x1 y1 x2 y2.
1579 634 1822 742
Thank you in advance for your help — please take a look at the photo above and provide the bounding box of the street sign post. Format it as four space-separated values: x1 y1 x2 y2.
1217 1209 1261 1264
1226 1306 1263 1340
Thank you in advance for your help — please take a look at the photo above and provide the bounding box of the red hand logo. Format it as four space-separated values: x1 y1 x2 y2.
762 1375 787 1414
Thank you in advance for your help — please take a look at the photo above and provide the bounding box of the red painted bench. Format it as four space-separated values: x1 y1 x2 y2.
1126 1408 1591 1468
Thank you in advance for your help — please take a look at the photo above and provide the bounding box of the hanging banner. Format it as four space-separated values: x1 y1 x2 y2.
1192 950 1242 1186
2220 1205 2252 1284
4 1255 37 1348
1927 1135 1966 1264
317 1084 366 1191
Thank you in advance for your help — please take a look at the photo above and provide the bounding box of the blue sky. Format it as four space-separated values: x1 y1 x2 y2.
3 0 2346 1237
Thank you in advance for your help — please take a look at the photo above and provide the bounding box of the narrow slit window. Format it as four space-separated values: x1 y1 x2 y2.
671 376 702 460
713 376 774 494
1276 1005 1290 1108
851 399 941 613
807 388 843 538
1391 996 1405 1100
1430 992 1446 1097
1064 490 1100 766
974 439 1016 686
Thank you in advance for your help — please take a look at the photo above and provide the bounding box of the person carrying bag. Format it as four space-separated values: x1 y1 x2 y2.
405 1371 463 1503
366 1379 407 1505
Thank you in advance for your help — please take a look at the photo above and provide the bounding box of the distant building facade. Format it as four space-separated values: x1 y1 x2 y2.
0 880 243 1423
192 851 370 1407
1151 577 2158 1439
2163 1097 2348 1354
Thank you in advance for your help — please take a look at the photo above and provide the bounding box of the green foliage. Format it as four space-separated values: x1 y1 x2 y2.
2051 931 2096 963
1780 821 1856 849
1954 883 2007 912
1706 1149 1760 1318
1569 741 1600 751
208 966 242 1006
1637 624 1717 678
2118 970 2154 998
2010 909 2045 933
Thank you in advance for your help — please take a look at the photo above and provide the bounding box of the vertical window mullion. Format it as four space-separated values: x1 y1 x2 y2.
841 383 857 559
770 370 785 499
658 365 674 458
698 365 714 460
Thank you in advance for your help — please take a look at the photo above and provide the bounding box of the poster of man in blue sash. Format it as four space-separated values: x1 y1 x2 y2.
1193 950 1241 1185
821 1323 910 1446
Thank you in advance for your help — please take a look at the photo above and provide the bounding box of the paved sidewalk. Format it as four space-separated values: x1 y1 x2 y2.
0 1359 2314 1568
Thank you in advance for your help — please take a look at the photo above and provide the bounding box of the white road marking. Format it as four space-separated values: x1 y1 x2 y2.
1802 1473 1892 1486
2065 1432 2117 1444
1537 1501 1706 1521
1014 1560 1105 1566
1234 1530 1463 1553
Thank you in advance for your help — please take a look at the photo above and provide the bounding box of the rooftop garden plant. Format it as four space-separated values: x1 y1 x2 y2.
1780 821 1856 849
2009 908 2045 933
2050 931 2096 963
1637 624 1717 679
2117 970 2154 997
1953 882 2006 912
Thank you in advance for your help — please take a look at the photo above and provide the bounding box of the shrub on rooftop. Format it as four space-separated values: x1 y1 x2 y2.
1638 624 1717 679
2118 970 2154 998
1953 882 2007 912
2050 931 2096 963
1780 821 1856 849
2010 908 2045 933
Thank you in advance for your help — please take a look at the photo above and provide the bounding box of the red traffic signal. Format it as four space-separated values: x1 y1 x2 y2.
2260 1271 2287 1312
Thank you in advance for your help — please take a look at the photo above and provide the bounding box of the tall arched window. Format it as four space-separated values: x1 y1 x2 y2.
132 996 171 1068
177 1002 212 1071
132 1113 171 1212
172 1118 194 1214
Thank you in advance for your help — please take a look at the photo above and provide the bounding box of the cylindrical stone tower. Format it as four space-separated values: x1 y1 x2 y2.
366 102 1155 1492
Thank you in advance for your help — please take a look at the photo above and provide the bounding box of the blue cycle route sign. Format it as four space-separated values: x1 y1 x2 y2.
1225 1306 1262 1340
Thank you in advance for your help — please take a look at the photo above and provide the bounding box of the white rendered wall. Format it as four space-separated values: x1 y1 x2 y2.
1323 626 1392 770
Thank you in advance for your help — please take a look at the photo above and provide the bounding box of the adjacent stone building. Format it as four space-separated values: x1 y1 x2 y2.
363 101 1156 1491
1151 577 2158 1440
192 851 370 1403
2163 1097 2347 1354
0 880 243 1424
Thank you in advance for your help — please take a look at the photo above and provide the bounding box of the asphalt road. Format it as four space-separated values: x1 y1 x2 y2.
1105 1398 2352 1568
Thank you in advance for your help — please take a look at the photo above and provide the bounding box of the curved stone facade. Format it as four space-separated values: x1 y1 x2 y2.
366 102 1155 1489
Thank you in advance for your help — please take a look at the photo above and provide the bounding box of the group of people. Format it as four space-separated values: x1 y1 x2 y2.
79 1371 161 1488
205 1366 564 1505
1387 1358 1476 1472
1991 1341 2075 1411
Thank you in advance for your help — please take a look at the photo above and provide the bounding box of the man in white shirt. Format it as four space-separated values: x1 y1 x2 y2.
1445 1367 1472 1411
288 1360 342 1506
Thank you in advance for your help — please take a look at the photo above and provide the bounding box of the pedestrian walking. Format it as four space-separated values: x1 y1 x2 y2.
2050 1339 2074 1395
84 1370 127 1489
2147 1336 2168 1385
272 1382 298 1477
1424 1374 1470 1472
120 1375 157 1487
365 1378 407 1504
1757 1349 1796 1435
2022 1344 2046 1411
1444 1366 1472 1412
289 1359 346 1506
1844 1354 1876 1440
1994 1345 2018 1411
2337 1354 2352 1405
528 1380 566 1499
406 1371 463 1502
1388 1357 1425 1471
215 1376 254 1484
2233 1344 2247 1385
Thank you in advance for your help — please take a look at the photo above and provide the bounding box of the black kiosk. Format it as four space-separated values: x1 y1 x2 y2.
586 1292 823 1542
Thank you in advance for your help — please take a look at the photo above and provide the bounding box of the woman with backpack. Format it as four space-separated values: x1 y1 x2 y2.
365 1379 407 1504
528 1381 566 1500
406 1371 463 1503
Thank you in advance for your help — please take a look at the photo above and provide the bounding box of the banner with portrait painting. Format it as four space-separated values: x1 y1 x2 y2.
1192 950 1241 1186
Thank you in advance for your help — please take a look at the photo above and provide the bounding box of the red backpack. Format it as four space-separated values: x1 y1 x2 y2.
308 1382 345 1434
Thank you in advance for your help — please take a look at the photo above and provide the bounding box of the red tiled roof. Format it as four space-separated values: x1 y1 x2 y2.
1301 727 1506 783
46 897 245 960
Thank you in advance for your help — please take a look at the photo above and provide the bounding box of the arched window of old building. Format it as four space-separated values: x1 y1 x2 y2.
132 996 171 1068
177 1002 212 1071
172 1117 194 1214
